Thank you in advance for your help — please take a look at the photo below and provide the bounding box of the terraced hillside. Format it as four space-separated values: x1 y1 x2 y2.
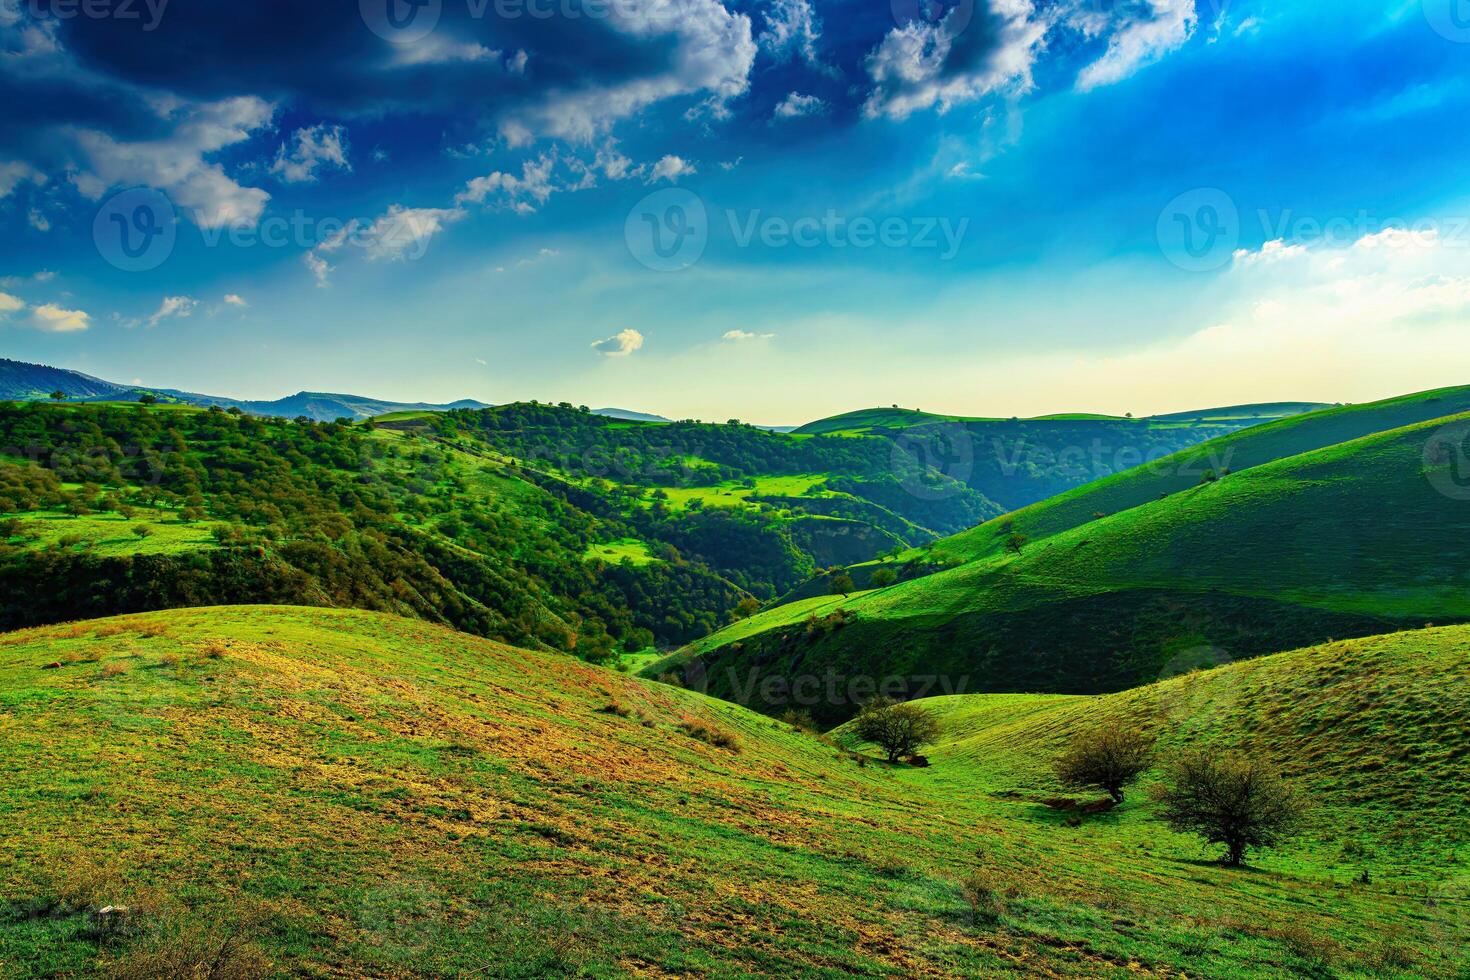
0 607 1463 977
652 411 1470 721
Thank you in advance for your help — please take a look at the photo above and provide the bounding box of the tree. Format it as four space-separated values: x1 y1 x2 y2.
137 393 158 405
853 697 942 763
830 573 856 596
735 596 761 619
132 524 155 540
1054 724 1155 803
871 568 898 588
1004 532 1028 556
49 391 66 401
1151 749 1309 866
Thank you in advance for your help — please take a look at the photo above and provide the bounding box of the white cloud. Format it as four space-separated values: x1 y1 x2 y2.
503 0 755 142
30 303 90 333
773 92 826 119
864 0 1046 120
392 35 499 66
1076 0 1197 92
0 160 45 198
723 329 775 341
759 0 825 68
457 155 556 213
1232 238 1307 267
359 205 466 261
592 328 645 357
223 293 248 308
145 295 199 327
71 96 275 228
270 124 351 183
304 250 333 287
27 208 49 232
0 292 23 315
648 155 697 184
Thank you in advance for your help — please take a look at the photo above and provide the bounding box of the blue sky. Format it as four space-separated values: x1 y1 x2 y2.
3 0 1470 423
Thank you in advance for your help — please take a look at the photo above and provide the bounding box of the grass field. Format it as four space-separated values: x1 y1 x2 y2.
0 607 1463 977
584 538 661 565
650 474 832 511
2 509 218 557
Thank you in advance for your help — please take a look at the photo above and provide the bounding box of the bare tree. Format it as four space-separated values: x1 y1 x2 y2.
1054 724 1155 803
1151 749 1309 866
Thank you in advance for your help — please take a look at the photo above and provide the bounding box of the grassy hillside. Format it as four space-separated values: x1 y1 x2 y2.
652 411 1470 721
916 384 1470 569
0 607 1462 977
790 403 1325 520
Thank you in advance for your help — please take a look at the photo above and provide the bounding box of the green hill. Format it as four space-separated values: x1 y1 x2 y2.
0 606 1462 977
651 410 1470 722
790 402 1329 519
913 384 1470 570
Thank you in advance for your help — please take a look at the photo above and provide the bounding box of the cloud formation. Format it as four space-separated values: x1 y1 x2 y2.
592 328 645 357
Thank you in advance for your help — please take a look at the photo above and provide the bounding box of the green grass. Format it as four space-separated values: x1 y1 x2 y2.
650 474 833 511
584 538 660 566
921 384 1470 568
0 606 1463 977
659 409 1470 721
3 509 218 556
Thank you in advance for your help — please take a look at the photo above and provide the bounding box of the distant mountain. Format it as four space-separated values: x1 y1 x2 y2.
0 358 131 401
592 407 671 423
0 358 490 421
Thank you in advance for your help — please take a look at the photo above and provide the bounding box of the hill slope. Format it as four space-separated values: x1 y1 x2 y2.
0 607 1462 977
653 411 1470 721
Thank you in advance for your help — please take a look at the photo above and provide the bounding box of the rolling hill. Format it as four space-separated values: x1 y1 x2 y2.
650 408 1470 722
791 402 1328 516
0 606 1462 977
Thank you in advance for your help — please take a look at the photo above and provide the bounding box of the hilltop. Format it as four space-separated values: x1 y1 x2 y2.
652 407 1470 721
0 606 1462 977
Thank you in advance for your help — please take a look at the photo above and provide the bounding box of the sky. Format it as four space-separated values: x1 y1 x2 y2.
3 0 1470 425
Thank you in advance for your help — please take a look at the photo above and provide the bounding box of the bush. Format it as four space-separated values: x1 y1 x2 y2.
1053 723 1155 803
870 568 897 587
852 697 942 764
1151 749 1309 866
677 718 740 752
959 870 1009 926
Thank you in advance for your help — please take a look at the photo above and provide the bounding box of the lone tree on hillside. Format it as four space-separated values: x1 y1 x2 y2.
1004 532 1029 556
1151 749 1309 866
49 390 66 401
1054 724 1155 804
853 697 942 763
830 573 856 597
870 568 898 588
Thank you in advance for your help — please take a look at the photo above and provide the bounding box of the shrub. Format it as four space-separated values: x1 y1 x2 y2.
1053 723 1155 803
677 718 740 752
780 709 818 733
830 574 856 596
959 870 1009 926
597 701 632 718
852 697 942 764
1151 749 1309 866
100 661 130 680
131 524 154 539
870 568 898 588
106 914 270 979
